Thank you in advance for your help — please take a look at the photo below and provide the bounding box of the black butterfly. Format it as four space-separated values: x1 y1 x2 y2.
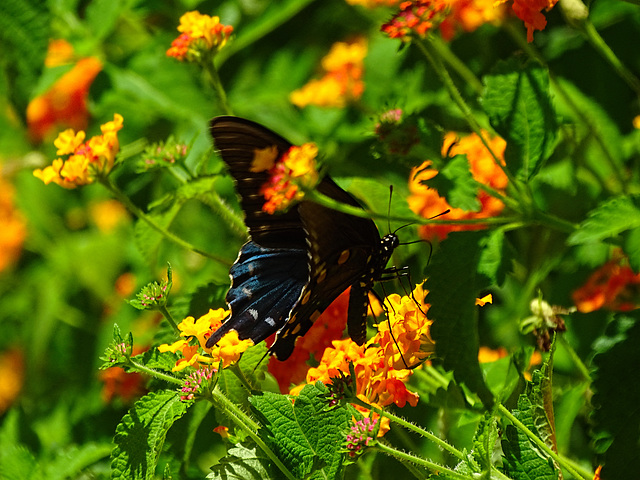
205 116 399 360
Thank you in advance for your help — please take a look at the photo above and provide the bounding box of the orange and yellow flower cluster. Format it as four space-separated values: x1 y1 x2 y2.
409 130 508 241
166 11 233 62
346 0 403 6
0 176 27 272
158 308 253 372
496 0 558 42
439 0 507 40
26 39 102 143
259 143 320 214
294 283 433 420
33 114 123 189
290 39 367 108
572 253 640 313
268 289 351 392
381 1 450 40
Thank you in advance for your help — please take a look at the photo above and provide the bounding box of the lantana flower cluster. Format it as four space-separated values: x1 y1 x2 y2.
0 176 27 272
572 252 640 313
158 308 253 372
27 39 103 142
408 130 508 241
290 38 367 108
381 1 450 40
292 283 433 428
166 11 233 62
33 114 123 189
496 0 558 42
259 143 320 214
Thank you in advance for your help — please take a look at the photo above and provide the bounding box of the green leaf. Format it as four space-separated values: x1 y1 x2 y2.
134 195 185 262
111 390 188 480
207 444 276 480
501 396 558 480
249 383 351 480
567 195 640 245
472 412 499 471
482 57 557 180
425 231 494 408
421 155 480 211
0 0 50 119
0 443 39 480
132 347 179 374
85 0 125 41
591 312 640 480
43 443 113 480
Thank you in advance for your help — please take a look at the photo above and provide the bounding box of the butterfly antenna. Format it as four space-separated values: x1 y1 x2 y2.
387 185 393 234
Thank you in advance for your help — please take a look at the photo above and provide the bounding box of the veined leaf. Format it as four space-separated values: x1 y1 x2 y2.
426 230 495 408
567 195 640 245
482 57 557 181
249 383 351 480
421 154 480 211
111 390 187 480
207 444 276 480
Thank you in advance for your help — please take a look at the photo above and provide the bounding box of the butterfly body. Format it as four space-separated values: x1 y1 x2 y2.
206 116 398 360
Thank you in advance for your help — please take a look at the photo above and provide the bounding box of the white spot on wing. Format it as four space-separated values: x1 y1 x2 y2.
265 317 276 326
248 309 259 320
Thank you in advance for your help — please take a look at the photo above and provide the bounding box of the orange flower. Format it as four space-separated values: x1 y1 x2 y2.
292 283 432 418
258 143 320 214
439 0 507 40
496 0 558 42
167 11 233 62
268 290 350 393
381 1 450 40
33 114 123 189
290 38 367 108
572 254 640 313
100 346 147 403
27 39 102 142
0 176 27 273
0 348 24 413
408 130 507 241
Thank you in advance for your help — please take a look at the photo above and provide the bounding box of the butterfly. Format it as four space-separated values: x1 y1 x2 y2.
205 116 399 360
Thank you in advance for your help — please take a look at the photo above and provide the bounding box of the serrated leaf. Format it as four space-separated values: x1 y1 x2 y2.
591 312 640 480
249 383 351 480
472 412 499 471
482 58 557 180
111 390 188 480
207 444 276 480
421 155 480 211
478 229 509 287
567 195 640 245
501 396 558 480
134 197 184 262
425 231 494 407
132 348 179 374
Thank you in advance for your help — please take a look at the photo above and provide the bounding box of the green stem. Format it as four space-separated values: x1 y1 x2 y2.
352 398 465 460
159 304 180 335
198 190 248 239
229 363 256 392
430 35 484 96
203 57 233 115
99 177 232 267
579 18 640 97
209 386 297 480
558 335 591 382
374 442 465 479
498 404 590 480
128 357 183 386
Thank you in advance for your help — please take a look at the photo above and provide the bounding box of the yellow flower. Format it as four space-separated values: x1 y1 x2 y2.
290 38 367 108
167 11 233 62
260 143 320 214
33 114 124 189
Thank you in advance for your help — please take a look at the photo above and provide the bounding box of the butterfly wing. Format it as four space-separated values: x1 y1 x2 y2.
209 116 306 248
269 177 383 359
206 117 310 349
